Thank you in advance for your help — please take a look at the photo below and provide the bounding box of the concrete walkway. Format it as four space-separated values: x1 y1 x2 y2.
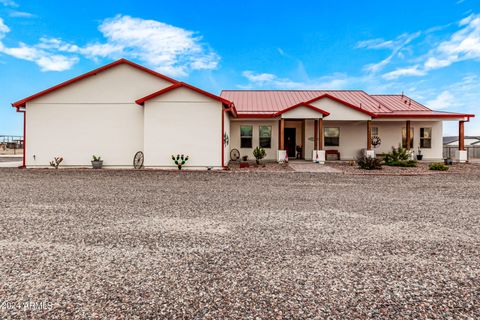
288 161 342 173
0 156 22 168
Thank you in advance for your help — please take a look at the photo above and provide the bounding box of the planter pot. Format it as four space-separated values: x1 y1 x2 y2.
91 160 103 169
242 156 248 161
416 155 423 161
444 159 453 165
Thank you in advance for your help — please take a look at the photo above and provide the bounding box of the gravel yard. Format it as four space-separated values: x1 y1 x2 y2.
1 168 479 319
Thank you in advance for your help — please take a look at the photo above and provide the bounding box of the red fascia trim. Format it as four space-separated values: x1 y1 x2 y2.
305 93 377 118
375 113 475 119
135 82 234 108
274 102 330 117
11 58 178 108
236 113 277 118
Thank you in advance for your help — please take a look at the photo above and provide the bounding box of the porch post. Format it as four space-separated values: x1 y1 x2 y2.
406 120 411 150
314 119 318 150
459 120 465 151
279 118 285 150
456 120 467 163
367 120 372 150
318 118 324 150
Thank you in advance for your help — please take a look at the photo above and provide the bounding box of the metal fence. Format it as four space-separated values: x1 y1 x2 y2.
443 146 480 159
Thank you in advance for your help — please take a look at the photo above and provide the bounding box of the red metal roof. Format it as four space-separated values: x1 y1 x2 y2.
220 90 474 119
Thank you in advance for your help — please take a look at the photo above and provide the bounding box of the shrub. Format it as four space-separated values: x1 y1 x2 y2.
253 146 266 164
429 162 449 171
92 155 101 161
356 153 382 170
49 157 63 169
387 160 417 167
384 144 410 164
171 154 189 170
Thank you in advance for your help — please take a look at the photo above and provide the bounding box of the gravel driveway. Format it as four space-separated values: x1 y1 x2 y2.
1 168 479 319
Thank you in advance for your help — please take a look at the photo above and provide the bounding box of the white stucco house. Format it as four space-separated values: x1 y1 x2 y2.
12 59 475 169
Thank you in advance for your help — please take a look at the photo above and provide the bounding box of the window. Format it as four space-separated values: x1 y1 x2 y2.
324 127 340 147
371 127 379 137
259 125 272 148
240 125 253 148
402 128 414 149
420 128 432 148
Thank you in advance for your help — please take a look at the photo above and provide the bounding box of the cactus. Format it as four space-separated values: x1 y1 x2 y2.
172 154 189 170
49 157 63 169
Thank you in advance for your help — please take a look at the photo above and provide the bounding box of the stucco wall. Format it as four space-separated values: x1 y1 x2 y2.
310 97 372 121
230 120 279 161
281 106 325 119
143 87 223 168
25 64 172 167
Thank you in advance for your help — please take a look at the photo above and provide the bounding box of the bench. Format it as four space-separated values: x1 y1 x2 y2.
325 150 340 161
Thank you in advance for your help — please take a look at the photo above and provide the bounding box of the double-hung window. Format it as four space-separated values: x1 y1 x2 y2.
420 128 432 148
259 126 272 148
240 125 253 148
324 127 340 147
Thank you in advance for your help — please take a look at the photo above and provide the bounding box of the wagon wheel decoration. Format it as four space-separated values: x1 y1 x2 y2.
372 136 382 148
230 148 240 161
133 151 144 169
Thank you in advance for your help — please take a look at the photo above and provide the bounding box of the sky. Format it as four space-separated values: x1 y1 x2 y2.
1 0 480 136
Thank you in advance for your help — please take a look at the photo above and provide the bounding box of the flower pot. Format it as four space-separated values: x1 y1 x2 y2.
91 160 103 169
416 155 423 161
444 158 453 165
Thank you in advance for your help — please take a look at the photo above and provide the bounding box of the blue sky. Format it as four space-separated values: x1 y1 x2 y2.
1 0 479 136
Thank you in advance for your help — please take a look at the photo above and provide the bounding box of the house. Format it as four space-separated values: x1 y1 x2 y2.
443 136 480 146
11 59 475 169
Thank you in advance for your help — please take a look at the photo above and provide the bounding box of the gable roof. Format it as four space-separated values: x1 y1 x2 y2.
136 82 237 116
12 58 178 109
220 90 475 119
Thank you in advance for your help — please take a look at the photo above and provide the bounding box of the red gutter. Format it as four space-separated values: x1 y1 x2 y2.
14 108 26 168
375 113 475 119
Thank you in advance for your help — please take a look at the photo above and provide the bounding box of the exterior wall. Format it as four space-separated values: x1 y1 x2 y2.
224 113 231 166
230 119 279 161
322 121 367 160
310 97 372 121
304 120 315 160
372 120 443 160
281 106 325 119
143 87 223 168
25 64 171 167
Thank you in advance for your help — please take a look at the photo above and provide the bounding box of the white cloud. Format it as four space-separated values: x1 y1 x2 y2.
9 11 35 18
426 90 455 110
0 0 18 7
382 65 426 80
0 15 219 76
76 15 220 77
240 70 351 90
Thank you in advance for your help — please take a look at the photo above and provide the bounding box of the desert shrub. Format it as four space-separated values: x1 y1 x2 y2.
253 146 266 164
429 163 449 171
49 157 63 169
384 145 410 164
387 160 417 167
356 153 382 170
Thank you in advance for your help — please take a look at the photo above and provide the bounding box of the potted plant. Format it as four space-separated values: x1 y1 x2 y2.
91 155 103 169
253 146 266 165
242 155 248 161
416 148 423 161
444 157 453 165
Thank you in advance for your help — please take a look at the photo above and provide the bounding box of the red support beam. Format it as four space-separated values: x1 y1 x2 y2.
367 120 372 150
314 119 318 150
406 120 411 150
319 118 324 150
279 119 285 150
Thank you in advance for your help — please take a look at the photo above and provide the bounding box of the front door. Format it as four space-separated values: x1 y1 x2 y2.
284 128 296 158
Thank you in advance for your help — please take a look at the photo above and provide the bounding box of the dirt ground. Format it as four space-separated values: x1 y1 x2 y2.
1 168 479 319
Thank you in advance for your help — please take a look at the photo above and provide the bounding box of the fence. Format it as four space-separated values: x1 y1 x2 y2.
443 145 480 160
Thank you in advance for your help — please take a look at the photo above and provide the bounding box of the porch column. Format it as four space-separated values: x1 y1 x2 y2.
314 119 319 150
406 120 411 150
279 118 285 150
318 118 324 150
367 120 372 150
459 120 465 151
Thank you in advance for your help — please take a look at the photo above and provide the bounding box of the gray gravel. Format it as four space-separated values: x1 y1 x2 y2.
1 168 479 319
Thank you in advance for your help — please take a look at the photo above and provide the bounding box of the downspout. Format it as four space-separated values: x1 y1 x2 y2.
15 107 26 168
222 105 234 170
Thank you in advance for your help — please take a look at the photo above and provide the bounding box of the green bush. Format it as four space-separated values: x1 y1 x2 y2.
429 163 449 171
356 153 382 170
253 146 266 164
387 160 417 167
384 145 410 164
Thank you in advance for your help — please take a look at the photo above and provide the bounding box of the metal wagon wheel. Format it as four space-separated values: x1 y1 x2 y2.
230 148 240 161
133 151 144 169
